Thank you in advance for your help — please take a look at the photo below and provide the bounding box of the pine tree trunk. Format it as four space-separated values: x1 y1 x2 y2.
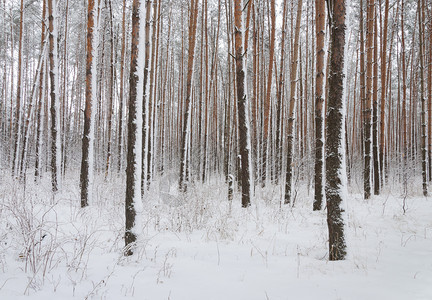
262 0 276 186
314 0 325 210
105 0 115 179
80 0 97 207
118 0 127 173
125 0 144 256
140 0 152 195
364 0 374 199
12 0 24 177
275 0 287 185
372 4 380 195
285 0 303 205
34 0 46 180
379 0 389 185
179 0 199 193
418 0 427 196
234 0 252 208
326 0 347 261
47 0 61 193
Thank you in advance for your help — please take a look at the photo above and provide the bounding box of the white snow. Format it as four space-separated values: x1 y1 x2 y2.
0 173 431 300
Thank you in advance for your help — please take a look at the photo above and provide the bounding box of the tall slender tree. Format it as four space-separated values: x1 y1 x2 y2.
47 0 61 193
12 0 24 177
233 0 252 208
179 0 199 192
326 0 347 261
285 0 303 204
418 0 427 196
125 0 144 256
80 0 98 207
314 0 325 210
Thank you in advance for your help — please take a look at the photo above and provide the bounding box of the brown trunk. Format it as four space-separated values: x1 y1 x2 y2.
35 0 47 180
314 0 325 210
125 0 142 256
80 0 96 207
48 0 60 193
326 0 347 261
105 0 115 179
364 0 373 199
372 4 379 195
418 0 427 195
285 0 303 204
262 0 276 186
234 0 252 207
179 0 199 192
117 0 127 173
379 0 389 184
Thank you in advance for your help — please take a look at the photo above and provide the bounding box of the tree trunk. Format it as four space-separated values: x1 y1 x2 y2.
326 0 347 261
364 0 374 199
12 0 24 177
118 0 127 173
418 0 427 195
234 0 252 208
379 0 389 185
285 0 303 205
80 0 98 207
262 0 276 186
314 0 325 210
179 0 199 193
372 3 379 195
125 0 144 256
47 0 61 193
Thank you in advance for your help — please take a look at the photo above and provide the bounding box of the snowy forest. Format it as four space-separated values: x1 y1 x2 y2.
0 0 431 298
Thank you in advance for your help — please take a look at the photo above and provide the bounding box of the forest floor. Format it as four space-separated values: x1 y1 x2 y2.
0 171 431 299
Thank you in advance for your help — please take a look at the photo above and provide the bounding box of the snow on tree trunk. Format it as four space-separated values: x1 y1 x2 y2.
314 0 325 210
234 0 252 208
179 0 199 193
325 0 347 261
125 0 145 256
80 0 100 207
12 0 24 177
48 0 61 193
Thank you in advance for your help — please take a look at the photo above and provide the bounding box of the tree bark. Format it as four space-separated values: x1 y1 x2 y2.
179 0 199 193
326 0 347 261
80 0 97 207
285 0 303 205
314 0 325 210
47 0 61 193
234 0 252 208
125 0 144 256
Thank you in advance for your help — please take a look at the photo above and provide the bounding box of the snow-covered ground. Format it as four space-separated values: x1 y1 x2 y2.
0 172 431 299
